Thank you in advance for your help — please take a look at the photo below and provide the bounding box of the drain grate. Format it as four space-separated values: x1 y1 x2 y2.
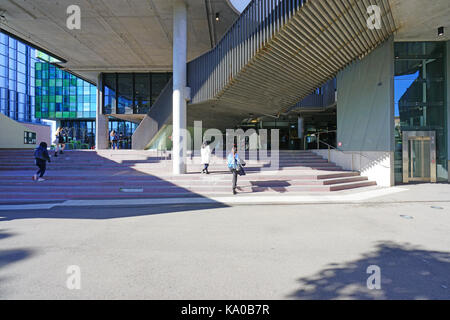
430 206 444 210
400 215 414 220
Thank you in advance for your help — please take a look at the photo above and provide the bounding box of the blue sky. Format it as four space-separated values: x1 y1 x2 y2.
229 0 251 12
394 71 419 116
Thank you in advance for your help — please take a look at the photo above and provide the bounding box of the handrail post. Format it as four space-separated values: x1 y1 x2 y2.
317 133 320 149
328 145 330 163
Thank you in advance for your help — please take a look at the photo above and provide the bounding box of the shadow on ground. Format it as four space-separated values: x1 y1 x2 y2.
0 229 36 296
0 203 223 221
288 241 450 300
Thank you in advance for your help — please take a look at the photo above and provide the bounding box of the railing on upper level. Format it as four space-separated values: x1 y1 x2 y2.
187 0 307 104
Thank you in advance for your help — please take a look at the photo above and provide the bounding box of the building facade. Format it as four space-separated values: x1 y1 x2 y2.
0 31 50 148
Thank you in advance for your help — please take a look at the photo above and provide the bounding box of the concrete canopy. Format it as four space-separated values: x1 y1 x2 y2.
0 0 238 83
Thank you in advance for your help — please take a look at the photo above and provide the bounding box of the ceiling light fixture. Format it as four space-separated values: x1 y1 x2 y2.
438 26 444 37
215 13 220 21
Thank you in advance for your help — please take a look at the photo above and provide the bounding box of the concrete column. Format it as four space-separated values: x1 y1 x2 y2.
172 0 188 174
447 41 450 182
96 73 109 150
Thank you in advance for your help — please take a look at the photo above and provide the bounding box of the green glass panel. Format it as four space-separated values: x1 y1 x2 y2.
49 102 55 111
56 79 62 86
70 95 76 103
70 112 76 118
49 79 55 86
36 63 42 70
49 112 55 118
35 112 41 118
36 96 41 104
55 112 62 118
56 95 62 103
63 79 69 87
63 112 69 118
71 78 77 86
36 79 41 86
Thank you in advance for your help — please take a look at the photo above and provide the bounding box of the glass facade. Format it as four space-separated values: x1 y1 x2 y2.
102 72 171 115
394 42 447 183
108 119 138 149
0 32 39 123
35 62 97 119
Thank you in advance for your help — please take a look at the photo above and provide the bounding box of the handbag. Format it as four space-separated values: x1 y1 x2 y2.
237 164 246 176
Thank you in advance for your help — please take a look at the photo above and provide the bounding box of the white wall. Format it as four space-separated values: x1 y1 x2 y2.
0 113 36 149
313 149 394 187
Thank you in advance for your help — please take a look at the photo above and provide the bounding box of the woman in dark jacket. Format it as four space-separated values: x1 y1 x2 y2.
33 142 51 182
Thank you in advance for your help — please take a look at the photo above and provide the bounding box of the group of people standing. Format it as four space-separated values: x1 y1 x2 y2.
201 141 246 195
110 130 128 150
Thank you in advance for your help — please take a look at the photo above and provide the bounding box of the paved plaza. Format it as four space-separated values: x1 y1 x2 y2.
0 184 449 299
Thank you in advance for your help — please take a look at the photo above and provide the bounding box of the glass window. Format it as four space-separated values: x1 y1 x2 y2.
394 41 447 183
135 73 150 114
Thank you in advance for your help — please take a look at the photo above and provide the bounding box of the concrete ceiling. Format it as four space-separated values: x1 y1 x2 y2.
389 0 450 41
0 0 238 82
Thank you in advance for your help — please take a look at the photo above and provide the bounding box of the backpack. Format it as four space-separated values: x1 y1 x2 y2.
34 147 44 160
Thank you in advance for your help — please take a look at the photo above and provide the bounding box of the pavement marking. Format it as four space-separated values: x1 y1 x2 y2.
0 187 408 210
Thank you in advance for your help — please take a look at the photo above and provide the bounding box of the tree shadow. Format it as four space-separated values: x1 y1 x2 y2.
288 241 450 300
0 229 36 297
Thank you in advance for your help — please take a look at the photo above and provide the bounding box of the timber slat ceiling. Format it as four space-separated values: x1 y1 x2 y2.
189 0 396 116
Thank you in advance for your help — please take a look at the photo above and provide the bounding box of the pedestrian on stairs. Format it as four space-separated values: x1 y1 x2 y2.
227 145 246 195
53 127 65 157
201 140 211 174
110 130 119 150
33 142 51 182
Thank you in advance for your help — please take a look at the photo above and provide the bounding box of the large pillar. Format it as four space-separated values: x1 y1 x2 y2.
172 0 188 174
96 73 109 150
446 41 450 182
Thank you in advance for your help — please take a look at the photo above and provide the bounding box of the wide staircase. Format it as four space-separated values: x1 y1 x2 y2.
0 149 377 203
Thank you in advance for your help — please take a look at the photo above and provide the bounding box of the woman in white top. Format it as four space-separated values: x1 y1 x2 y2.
200 141 212 174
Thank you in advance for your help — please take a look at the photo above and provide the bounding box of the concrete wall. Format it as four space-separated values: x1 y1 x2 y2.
22 122 51 146
313 149 393 187
335 38 395 186
0 113 36 149
337 38 395 152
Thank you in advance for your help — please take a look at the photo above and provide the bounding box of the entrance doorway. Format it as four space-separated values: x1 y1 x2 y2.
402 131 436 183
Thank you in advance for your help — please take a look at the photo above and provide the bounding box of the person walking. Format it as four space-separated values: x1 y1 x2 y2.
33 142 51 182
227 145 245 195
201 141 212 174
54 127 65 157
110 130 118 150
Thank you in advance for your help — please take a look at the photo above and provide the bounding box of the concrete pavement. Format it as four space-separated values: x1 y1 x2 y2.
0 183 449 299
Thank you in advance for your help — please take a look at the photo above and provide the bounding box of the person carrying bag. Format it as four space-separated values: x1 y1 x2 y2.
227 146 246 195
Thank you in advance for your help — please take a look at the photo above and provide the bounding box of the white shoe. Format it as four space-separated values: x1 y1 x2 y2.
37 178 46 182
